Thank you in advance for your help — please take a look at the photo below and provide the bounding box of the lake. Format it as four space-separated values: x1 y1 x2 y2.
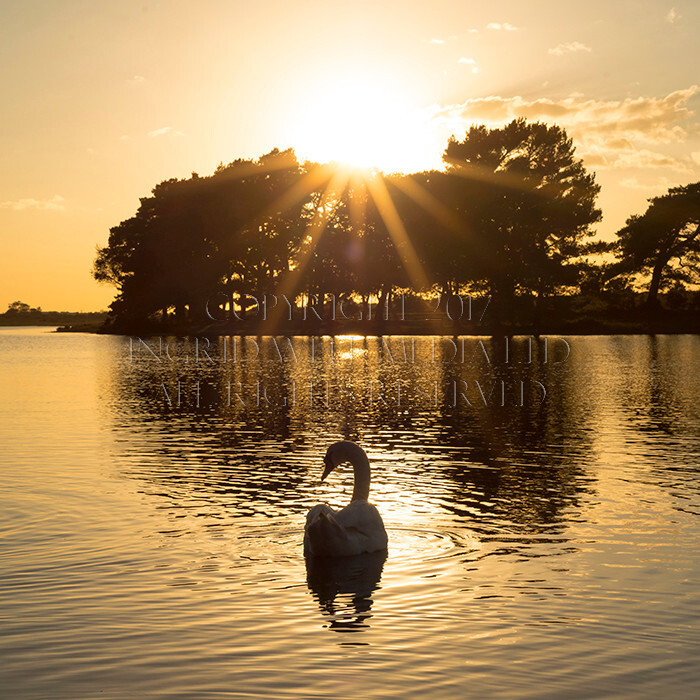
1 328 699 698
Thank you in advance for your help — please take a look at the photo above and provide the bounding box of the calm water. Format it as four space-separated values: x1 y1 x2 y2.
1 328 699 698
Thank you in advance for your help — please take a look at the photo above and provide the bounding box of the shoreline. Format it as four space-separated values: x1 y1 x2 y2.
53 317 700 337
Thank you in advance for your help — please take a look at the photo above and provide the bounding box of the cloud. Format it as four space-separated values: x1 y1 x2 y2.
576 138 689 170
0 195 65 211
147 126 185 138
423 36 458 43
605 148 687 170
429 86 700 172
127 75 146 86
458 57 478 73
666 7 679 23
431 86 698 142
487 22 518 31
548 41 592 56
691 151 700 166
620 176 678 192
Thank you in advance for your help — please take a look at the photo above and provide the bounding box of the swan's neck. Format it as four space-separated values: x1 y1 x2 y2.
347 445 371 502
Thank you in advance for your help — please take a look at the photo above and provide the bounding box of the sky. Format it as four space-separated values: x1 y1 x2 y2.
1 0 699 311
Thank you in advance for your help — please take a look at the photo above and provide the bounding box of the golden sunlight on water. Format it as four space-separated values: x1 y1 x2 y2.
1 329 699 698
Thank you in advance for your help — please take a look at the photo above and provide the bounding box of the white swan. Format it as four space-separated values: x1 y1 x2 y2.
304 441 388 557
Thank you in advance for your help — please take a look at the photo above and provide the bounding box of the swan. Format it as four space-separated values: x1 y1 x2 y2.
304 441 388 557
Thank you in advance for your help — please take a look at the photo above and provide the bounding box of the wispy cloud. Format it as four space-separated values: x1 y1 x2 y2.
423 36 458 43
430 87 699 141
609 148 687 170
127 75 146 86
0 195 65 211
429 86 699 172
548 41 592 56
458 57 478 73
620 176 678 192
487 22 518 31
666 7 679 23
148 126 184 138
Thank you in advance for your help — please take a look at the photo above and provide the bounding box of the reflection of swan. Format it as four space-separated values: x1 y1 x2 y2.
304 441 388 557
306 550 387 630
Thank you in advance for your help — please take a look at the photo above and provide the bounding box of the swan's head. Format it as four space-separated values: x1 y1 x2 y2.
321 444 341 481
321 441 357 481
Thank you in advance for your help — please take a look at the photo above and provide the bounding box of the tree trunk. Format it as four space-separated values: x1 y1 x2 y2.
646 256 669 309
378 285 389 322
532 292 540 335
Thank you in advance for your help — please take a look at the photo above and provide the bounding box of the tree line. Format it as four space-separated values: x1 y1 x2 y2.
94 118 700 331
0 301 107 328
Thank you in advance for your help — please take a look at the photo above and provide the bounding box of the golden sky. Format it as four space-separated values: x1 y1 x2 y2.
1 0 699 311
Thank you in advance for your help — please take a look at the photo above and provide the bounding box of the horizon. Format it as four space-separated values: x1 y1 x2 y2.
2 0 700 312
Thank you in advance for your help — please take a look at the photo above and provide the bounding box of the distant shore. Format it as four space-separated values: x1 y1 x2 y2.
4 306 698 337
0 311 107 331
55 312 700 337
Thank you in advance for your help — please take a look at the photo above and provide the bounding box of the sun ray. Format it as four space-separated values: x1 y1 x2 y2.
391 174 463 234
347 172 369 247
365 175 433 292
390 171 501 296
255 161 336 223
262 168 351 333
443 157 555 200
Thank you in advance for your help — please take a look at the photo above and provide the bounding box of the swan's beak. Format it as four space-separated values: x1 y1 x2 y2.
321 458 333 481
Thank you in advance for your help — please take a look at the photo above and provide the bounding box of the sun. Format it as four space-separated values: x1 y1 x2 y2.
290 71 439 174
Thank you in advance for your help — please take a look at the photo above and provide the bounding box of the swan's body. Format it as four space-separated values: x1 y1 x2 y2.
304 441 388 557
304 501 387 557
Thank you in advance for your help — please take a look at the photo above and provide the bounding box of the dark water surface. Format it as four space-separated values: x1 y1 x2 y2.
1 328 699 698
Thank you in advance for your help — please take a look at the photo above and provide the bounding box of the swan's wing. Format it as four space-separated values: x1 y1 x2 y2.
305 501 387 556
305 503 336 527
335 501 383 529
305 504 352 556
335 501 388 548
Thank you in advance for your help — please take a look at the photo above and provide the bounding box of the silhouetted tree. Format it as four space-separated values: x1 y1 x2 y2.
95 150 311 325
443 119 601 323
6 301 32 314
207 149 312 313
385 171 467 296
295 173 407 318
94 128 610 331
611 182 700 308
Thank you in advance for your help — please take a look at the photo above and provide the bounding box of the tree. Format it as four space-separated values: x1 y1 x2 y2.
443 119 601 322
6 301 32 314
94 149 311 325
611 182 700 308
205 149 310 315
94 128 606 331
